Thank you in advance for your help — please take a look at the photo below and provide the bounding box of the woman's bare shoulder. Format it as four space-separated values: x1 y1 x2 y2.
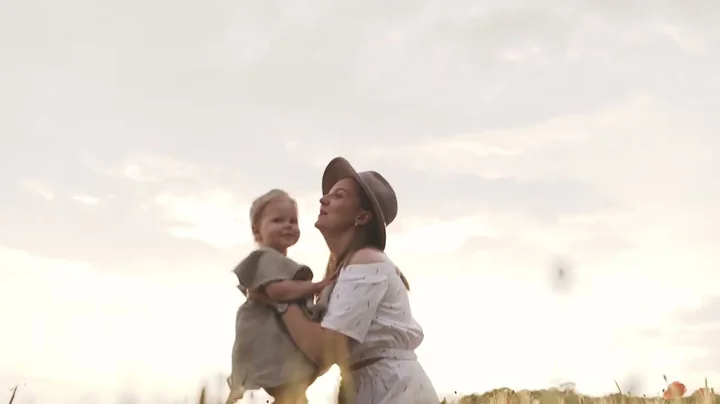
347 248 389 265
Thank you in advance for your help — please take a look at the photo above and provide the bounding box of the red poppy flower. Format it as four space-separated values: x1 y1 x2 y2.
663 381 687 399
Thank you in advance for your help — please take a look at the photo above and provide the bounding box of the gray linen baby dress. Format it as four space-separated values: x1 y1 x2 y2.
227 248 333 402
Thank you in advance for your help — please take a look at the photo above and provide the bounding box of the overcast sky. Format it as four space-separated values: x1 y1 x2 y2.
1 0 719 403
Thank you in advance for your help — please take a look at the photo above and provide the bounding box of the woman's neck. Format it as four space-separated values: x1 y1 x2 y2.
323 229 355 258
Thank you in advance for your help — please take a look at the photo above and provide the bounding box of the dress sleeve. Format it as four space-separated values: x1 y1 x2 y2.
320 266 389 343
233 248 313 291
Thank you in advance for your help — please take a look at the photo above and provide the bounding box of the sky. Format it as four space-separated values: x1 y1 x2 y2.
1 0 719 403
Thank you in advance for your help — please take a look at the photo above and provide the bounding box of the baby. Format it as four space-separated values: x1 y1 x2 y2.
226 189 332 404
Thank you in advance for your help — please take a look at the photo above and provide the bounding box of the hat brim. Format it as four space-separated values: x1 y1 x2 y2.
322 157 387 251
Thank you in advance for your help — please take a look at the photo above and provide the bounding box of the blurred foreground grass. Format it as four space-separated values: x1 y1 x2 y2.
443 387 718 404
7 383 718 404
199 384 718 404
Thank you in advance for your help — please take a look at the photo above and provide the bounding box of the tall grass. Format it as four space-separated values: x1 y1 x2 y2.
446 386 718 404
7 386 16 404
7 382 717 403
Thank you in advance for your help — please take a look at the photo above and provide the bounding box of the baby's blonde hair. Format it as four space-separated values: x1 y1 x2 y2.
249 189 297 242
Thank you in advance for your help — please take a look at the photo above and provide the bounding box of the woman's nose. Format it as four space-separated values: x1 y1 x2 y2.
319 195 329 205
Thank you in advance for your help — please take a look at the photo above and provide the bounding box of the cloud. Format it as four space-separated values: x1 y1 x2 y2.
20 179 55 201
1 0 720 401
121 154 201 183
4 0 719 164
72 195 101 205
675 297 720 327
0 246 243 402
154 190 251 249
630 296 720 383
0 179 237 273
399 174 613 221
3 0 718 221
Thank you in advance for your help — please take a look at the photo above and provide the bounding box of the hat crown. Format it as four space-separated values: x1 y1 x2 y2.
357 171 397 226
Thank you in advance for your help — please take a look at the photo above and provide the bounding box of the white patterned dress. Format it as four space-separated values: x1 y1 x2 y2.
321 262 438 404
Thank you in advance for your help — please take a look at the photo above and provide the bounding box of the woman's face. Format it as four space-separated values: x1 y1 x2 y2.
315 177 368 234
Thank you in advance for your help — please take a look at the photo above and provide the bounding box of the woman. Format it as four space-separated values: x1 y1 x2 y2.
250 157 438 404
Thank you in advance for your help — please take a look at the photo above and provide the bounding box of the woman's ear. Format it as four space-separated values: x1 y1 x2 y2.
252 225 262 243
355 211 373 226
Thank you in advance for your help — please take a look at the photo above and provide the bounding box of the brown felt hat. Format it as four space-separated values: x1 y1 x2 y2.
321 157 398 251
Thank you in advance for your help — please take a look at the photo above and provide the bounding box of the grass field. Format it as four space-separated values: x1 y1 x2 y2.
7 383 717 404
191 383 717 404
444 387 718 404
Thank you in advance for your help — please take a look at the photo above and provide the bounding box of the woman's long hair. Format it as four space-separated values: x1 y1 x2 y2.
325 180 410 404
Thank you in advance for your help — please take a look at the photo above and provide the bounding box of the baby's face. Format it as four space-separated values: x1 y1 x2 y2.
256 197 300 252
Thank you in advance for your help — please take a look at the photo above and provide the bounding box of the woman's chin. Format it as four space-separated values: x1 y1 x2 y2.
314 217 332 233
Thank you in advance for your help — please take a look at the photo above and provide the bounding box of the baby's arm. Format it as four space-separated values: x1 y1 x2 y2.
263 279 329 302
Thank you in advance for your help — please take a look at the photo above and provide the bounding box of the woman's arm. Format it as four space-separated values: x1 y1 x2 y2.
280 305 352 371
251 248 389 369
279 248 388 364
281 307 357 403
246 289 350 370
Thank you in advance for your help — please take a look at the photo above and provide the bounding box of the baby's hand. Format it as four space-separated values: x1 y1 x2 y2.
247 288 277 308
313 277 335 293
